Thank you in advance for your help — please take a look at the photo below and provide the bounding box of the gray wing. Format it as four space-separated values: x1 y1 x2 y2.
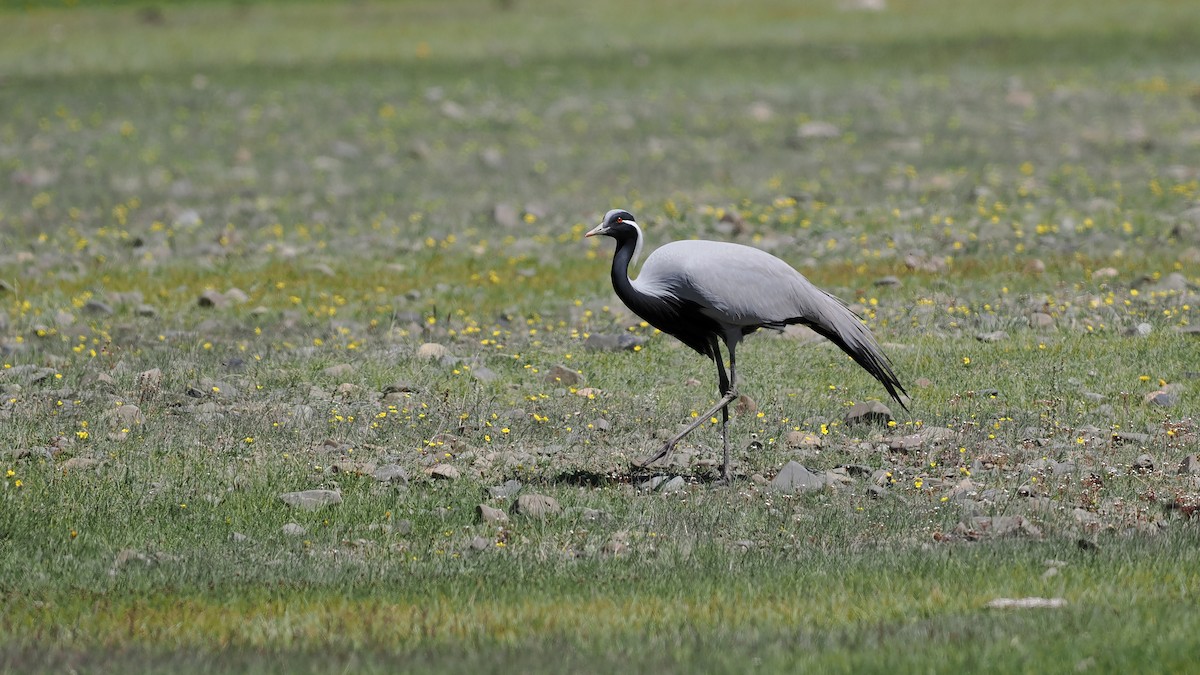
637 240 908 406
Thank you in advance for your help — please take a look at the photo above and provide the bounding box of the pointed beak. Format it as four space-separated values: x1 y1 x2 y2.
584 223 606 238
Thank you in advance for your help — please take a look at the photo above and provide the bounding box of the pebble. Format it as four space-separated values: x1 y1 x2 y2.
428 464 460 480
372 464 409 484
197 289 227 309
1132 454 1155 472
976 330 1009 343
61 457 101 472
1144 390 1177 407
279 489 342 511
583 333 647 351
785 430 822 448
416 343 450 360
1029 312 1055 329
659 476 687 493
103 404 143 426
281 523 307 536
488 479 523 499
513 493 561 518
477 504 509 524
472 366 498 383
323 363 354 378
543 364 582 386
770 461 826 493
1179 454 1200 475
843 401 893 426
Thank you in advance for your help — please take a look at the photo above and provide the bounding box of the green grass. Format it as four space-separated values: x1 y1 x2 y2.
1 0 1199 672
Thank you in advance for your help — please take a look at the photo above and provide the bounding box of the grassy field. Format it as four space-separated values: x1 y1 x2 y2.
2 0 1199 672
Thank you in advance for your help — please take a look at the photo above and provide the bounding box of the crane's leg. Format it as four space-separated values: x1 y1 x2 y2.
633 339 739 478
720 343 739 482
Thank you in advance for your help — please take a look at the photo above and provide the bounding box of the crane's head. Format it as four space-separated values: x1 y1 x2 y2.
586 209 645 267
585 209 639 240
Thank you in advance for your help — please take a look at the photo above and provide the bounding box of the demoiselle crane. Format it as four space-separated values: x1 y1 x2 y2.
586 208 908 481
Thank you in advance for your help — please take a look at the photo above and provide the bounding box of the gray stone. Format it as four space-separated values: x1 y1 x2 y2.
583 333 647 352
513 493 561 518
659 476 687 493
492 202 520 228
1144 391 1177 407
428 464 460 480
471 366 498 383
488 479 523 499
197 289 227 308
1178 454 1200 475
543 364 581 386
281 523 307 536
61 457 101 472
477 504 509 524
372 464 409 484
976 330 1009 343
1112 431 1151 445
230 532 251 543
1132 454 1155 472
323 363 354 378
416 343 450 360
770 461 826 493
843 401 893 426
1029 312 1055 328
279 489 342 511
83 299 114 315
103 404 143 426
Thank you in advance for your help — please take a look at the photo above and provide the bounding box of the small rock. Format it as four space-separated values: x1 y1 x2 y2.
281 523 307 536
372 464 409 484
1029 312 1055 329
1178 454 1200 475
492 202 520 228
470 536 491 551
416 343 450 360
1144 390 1177 407
986 597 1066 609
583 333 647 352
843 401 893 426
658 476 686 493
785 431 822 448
428 464 460 480
796 121 840 139
513 493 561 518
477 504 509 524
83 299 114 315
230 532 251 543
543 364 581 386
976 330 1009 343
103 404 143 426
1132 454 1155 472
224 287 250 304
1111 431 1151 445
323 363 354 378
279 489 342 511
197 289 227 309
770 461 826 493
874 275 902 287
61 457 100 472
1092 267 1119 280
1024 259 1046 275
137 368 163 393
488 479 523 499
472 366 498 383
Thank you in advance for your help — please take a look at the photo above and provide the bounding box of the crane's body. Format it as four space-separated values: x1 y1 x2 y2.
587 208 907 481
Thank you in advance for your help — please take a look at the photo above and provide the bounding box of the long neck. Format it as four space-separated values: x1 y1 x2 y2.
609 234 643 308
